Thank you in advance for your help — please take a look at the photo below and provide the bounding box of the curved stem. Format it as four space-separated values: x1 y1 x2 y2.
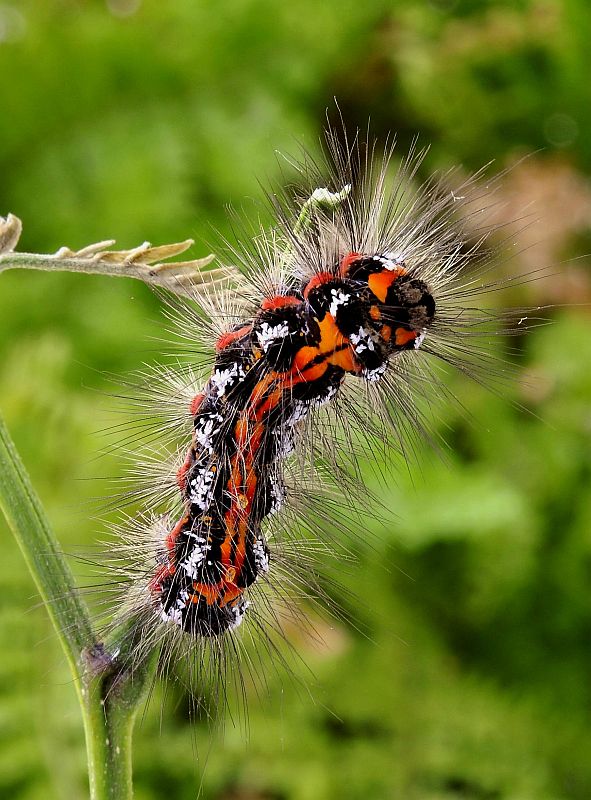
292 185 351 238
0 411 156 799
0 412 94 672
0 190 349 297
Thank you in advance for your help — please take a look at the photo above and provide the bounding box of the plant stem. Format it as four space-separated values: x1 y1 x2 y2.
0 411 94 673
0 190 350 299
83 670 136 800
0 411 155 799
0 251 219 294
82 641 156 800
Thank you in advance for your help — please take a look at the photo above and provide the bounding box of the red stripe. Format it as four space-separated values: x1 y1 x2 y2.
303 272 334 299
216 324 252 352
261 295 301 310
339 251 362 276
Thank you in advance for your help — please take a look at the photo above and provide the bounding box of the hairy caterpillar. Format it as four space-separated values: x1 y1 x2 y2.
105 127 525 704
154 251 433 637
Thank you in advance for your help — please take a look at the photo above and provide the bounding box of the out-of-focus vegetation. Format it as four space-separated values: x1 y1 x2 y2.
1 1 591 798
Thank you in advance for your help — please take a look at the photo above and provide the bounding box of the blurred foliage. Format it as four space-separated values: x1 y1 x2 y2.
1 1 591 798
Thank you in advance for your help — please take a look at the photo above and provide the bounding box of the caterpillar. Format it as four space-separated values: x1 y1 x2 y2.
153 250 434 637
107 127 525 702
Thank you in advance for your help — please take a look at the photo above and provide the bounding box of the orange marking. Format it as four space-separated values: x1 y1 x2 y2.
292 314 360 377
221 514 237 563
292 347 328 381
317 313 345 353
258 382 284 416
216 324 252 353
328 341 358 372
220 584 244 606
368 269 403 302
174 261 421 620
212 306 370 604
220 366 286 594
234 416 250 444
394 327 416 347
248 371 278 410
191 581 221 605
165 515 189 555
225 566 237 584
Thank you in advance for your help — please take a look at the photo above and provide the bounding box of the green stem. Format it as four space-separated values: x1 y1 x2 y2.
82 640 156 800
0 411 155 799
0 411 94 671
277 185 351 277
83 667 136 800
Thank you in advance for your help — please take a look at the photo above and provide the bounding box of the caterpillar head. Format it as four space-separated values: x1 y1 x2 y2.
340 252 436 354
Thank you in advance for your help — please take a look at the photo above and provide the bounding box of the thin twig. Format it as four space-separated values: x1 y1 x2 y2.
0 212 228 297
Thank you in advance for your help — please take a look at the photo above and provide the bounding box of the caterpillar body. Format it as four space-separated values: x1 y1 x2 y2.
154 254 435 637
108 128 523 699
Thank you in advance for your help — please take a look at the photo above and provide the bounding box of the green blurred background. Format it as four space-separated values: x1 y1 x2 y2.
1 1 591 798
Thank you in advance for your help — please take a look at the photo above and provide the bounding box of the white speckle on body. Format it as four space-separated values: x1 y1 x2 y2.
363 362 388 382
312 382 339 408
380 251 405 269
276 427 296 456
188 465 217 510
329 288 351 318
286 400 311 427
253 539 270 573
194 412 224 451
256 321 291 352
268 478 287 514
350 326 375 354
161 606 183 625
413 331 426 349
180 540 210 578
228 600 250 630
210 363 245 397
